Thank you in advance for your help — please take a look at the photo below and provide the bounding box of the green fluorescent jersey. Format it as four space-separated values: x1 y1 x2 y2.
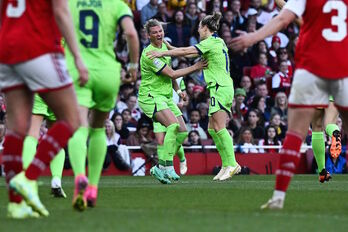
139 43 172 99
65 0 132 71
194 34 233 88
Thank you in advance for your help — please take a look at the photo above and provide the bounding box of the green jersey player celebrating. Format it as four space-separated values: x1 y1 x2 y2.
65 0 139 211
139 19 207 184
22 95 67 198
147 12 241 181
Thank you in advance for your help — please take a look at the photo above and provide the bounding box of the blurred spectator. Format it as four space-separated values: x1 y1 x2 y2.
0 94 5 123
242 8 262 31
186 109 208 139
153 2 172 23
269 112 287 141
186 130 202 146
141 0 158 26
251 40 268 64
185 2 198 32
240 75 254 103
166 10 191 47
117 94 141 121
139 27 150 54
122 109 137 131
272 60 292 95
258 125 281 153
265 31 289 49
248 81 274 109
111 113 130 140
277 47 293 77
271 92 288 124
245 109 265 141
0 123 5 150
196 102 209 131
230 48 252 82
206 0 222 14
268 35 281 69
232 88 248 128
230 0 245 32
326 153 347 174
250 95 270 122
250 53 271 84
237 127 258 153
250 0 275 25
105 119 121 146
126 121 153 146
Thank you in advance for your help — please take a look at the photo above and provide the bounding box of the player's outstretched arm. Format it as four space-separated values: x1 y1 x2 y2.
160 59 208 80
230 9 296 52
147 46 199 59
52 0 88 86
120 17 139 83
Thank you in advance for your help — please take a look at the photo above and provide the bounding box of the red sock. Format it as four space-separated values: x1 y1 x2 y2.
275 131 303 192
3 132 24 203
25 121 73 180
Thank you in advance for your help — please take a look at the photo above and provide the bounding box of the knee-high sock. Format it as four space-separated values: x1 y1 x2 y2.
275 132 302 192
25 121 73 180
326 124 340 137
216 128 237 166
3 132 24 203
68 127 89 176
208 129 227 167
311 132 325 171
22 136 38 170
176 131 188 162
87 128 107 187
50 149 65 179
157 144 165 166
163 123 179 166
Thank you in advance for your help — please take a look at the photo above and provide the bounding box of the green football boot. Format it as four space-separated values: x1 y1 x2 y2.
9 172 49 217
150 166 171 184
7 201 40 219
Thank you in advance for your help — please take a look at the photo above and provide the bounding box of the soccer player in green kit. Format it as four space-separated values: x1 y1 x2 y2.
147 12 241 181
65 0 139 210
139 19 207 184
311 100 341 183
22 95 67 198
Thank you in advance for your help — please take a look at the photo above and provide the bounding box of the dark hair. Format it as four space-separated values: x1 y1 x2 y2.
263 125 280 145
200 11 222 32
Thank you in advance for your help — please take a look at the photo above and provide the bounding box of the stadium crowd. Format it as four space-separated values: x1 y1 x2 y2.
0 0 346 167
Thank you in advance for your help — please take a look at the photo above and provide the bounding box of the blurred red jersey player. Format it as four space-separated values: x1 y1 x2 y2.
0 0 87 219
231 0 348 209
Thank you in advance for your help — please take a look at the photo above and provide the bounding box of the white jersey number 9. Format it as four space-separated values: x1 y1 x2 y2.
6 0 26 18
322 1 347 42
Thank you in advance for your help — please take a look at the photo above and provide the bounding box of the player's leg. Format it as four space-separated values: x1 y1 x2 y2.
83 109 109 207
210 110 240 181
83 69 121 207
46 119 67 198
310 108 329 182
176 116 188 175
261 69 329 210
168 100 188 175
208 85 239 181
22 114 44 169
151 128 172 184
10 54 79 216
2 87 40 218
154 108 180 180
324 102 341 157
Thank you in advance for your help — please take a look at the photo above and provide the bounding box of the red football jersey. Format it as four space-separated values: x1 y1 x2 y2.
295 0 348 79
0 0 63 64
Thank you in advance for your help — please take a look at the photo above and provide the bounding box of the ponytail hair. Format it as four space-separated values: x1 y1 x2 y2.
200 11 222 32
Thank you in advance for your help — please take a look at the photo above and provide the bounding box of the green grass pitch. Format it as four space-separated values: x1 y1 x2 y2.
1 175 348 231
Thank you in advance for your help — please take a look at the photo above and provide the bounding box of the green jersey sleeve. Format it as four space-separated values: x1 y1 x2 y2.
116 0 133 25
194 38 211 55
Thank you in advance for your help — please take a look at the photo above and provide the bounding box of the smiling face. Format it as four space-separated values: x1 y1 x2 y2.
148 25 164 47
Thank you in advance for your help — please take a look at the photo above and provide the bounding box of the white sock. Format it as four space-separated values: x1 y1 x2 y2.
272 190 286 200
51 177 61 188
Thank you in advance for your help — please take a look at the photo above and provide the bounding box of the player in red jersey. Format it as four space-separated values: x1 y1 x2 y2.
231 0 348 209
0 0 88 218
